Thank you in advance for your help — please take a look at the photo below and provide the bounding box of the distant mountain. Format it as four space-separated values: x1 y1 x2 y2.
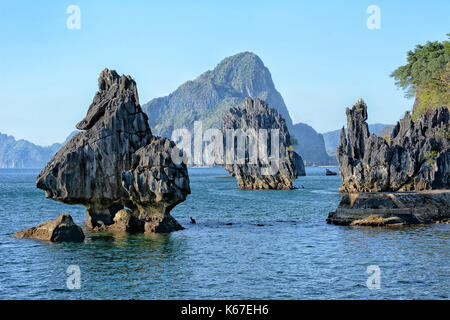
323 123 392 157
291 123 335 165
143 52 334 165
0 131 78 168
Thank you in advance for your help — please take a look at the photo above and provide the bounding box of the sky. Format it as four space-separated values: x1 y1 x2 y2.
0 0 449 146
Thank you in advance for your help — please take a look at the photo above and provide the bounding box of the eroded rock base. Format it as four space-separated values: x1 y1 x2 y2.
327 190 450 226
86 209 184 234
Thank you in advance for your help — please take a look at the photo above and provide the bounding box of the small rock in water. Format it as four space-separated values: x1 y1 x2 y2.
350 215 403 227
226 222 233 226
325 169 337 176
256 224 264 227
190 217 196 224
14 214 84 242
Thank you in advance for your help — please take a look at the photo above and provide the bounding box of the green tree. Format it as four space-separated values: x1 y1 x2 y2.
390 35 450 119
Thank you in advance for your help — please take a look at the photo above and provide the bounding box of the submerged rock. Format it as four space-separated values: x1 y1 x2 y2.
14 214 84 242
337 99 449 192
222 97 305 190
326 169 337 176
327 191 450 226
349 215 403 227
36 69 190 233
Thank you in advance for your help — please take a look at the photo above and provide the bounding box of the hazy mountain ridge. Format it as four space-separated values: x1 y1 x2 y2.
0 131 78 168
323 123 392 157
291 123 335 165
143 52 334 165
143 52 292 136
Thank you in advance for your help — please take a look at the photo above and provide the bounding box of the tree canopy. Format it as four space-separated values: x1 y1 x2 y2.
390 35 449 119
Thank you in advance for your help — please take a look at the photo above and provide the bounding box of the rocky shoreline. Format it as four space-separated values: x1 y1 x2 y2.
327 190 450 226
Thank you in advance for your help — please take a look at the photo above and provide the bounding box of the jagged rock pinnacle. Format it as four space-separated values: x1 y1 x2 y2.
337 100 449 192
222 97 305 190
36 69 190 233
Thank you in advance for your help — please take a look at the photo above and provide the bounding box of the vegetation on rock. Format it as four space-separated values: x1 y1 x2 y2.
390 35 449 120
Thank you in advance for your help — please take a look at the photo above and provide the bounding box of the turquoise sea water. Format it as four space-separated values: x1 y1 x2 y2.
0 167 448 299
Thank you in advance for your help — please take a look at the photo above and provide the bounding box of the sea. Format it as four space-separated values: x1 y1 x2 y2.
0 167 448 299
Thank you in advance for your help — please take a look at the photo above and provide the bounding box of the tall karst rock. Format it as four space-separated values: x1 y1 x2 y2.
328 99 449 227
222 97 305 190
142 52 334 165
36 69 190 233
337 99 449 192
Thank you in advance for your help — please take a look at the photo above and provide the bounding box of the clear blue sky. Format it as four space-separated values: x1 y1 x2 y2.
0 0 449 145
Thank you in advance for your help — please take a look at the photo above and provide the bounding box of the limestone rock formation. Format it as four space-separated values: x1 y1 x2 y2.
143 51 334 165
14 214 84 242
222 97 305 190
337 99 449 192
327 191 450 226
36 69 190 233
